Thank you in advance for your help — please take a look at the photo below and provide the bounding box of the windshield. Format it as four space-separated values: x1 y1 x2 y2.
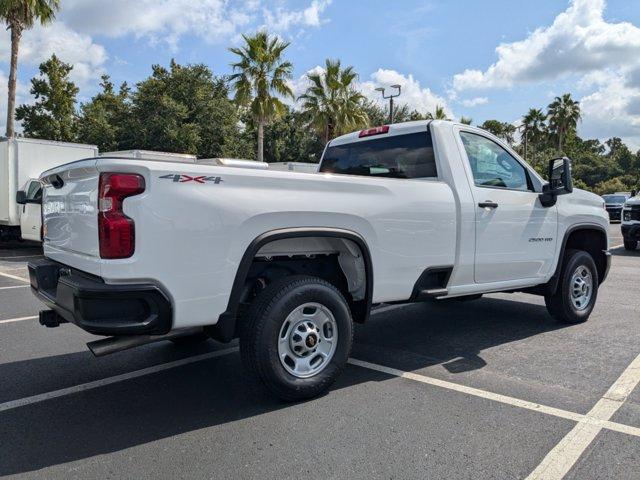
602 195 626 204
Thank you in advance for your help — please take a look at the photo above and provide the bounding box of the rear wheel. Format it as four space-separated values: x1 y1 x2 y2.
624 240 637 251
240 275 353 401
545 249 598 324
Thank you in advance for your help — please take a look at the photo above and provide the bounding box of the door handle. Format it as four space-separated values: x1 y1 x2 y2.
478 201 499 209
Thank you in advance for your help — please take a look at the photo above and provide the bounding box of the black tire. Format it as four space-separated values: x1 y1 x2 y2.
169 332 209 347
240 275 353 401
544 249 598 324
624 240 637 251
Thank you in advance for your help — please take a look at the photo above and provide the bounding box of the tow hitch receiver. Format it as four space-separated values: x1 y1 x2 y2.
39 310 67 328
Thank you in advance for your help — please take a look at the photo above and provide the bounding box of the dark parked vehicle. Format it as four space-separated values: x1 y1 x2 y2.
602 194 630 222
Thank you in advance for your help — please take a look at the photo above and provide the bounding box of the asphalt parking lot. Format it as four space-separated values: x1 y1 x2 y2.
0 224 638 479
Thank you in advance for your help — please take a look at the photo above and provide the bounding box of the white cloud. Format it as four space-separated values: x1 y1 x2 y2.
60 0 329 50
449 0 640 149
0 22 107 87
452 0 640 91
359 69 453 118
460 97 489 107
579 73 640 150
288 66 454 118
60 0 255 50
264 0 332 31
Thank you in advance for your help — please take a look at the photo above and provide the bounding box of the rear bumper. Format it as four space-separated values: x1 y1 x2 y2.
622 224 640 241
27 258 172 336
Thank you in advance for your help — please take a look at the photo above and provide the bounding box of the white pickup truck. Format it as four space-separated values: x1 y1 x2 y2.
28 120 610 400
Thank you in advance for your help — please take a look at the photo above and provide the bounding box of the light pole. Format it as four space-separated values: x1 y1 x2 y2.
375 84 401 124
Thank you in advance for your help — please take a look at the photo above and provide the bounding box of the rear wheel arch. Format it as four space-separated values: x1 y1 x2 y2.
208 228 374 342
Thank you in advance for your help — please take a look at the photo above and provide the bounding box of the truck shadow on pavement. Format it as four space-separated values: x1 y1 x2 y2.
0 296 565 476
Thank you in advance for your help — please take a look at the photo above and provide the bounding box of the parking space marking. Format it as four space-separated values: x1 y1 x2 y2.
0 255 42 260
0 347 239 413
525 352 640 480
0 285 29 291
0 315 38 325
348 358 640 439
0 271 29 283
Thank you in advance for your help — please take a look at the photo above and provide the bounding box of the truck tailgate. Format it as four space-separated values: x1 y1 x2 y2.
42 159 101 275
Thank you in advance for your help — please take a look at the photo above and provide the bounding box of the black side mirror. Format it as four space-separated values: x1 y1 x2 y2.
548 157 573 194
16 190 27 205
539 157 573 207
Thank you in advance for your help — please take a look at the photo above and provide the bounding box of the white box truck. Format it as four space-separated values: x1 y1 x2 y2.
1 138 98 242
269 162 319 173
100 150 197 163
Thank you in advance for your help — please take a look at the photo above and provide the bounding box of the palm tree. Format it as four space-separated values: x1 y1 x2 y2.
426 105 449 120
459 116 472 125
522 108 546 147
299 59 368 143
1 0 60 138
547 93 581 152
229 31 294 162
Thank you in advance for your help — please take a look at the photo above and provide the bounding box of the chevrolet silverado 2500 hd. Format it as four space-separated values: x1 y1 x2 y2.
28 120 610 400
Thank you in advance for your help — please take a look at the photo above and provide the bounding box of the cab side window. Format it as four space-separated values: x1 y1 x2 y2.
460 132 530 191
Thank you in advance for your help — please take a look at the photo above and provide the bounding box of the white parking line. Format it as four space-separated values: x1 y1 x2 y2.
0 285 29 291
610 243 624 249
348 358 640 439
0 254 42 260
0 271 29 283
0 315 38 325
525 352 640 480
0 347 239 413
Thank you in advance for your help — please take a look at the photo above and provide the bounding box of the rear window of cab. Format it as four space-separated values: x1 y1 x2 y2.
319 131 437 179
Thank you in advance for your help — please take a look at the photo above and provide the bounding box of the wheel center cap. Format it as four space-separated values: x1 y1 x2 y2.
305 334 317 348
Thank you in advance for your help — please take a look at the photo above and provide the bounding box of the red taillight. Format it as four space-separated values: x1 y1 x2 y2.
359 125 389 138
98 173 145 259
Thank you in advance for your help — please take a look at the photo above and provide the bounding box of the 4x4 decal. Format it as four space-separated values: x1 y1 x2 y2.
160 174 223 184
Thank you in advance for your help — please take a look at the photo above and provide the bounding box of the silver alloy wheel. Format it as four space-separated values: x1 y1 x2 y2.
277 302 338 378
570 265 593 311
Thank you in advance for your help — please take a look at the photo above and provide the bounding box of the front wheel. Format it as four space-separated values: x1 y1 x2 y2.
624 240 637 251
545 249 598 324
240 275 353 401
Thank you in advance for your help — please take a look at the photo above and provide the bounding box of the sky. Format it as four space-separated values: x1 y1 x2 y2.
1 0 640 149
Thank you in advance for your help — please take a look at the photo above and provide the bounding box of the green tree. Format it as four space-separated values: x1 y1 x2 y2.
521 108 547 150
229 31 294 161
299 58 368 143
479 119 516 144
1 0 60 138
15 54 78 141
77 75 131 151
425 105 449 120
459 116 472 125
127 60 246 157
547 93 581 152
245 106 325 163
